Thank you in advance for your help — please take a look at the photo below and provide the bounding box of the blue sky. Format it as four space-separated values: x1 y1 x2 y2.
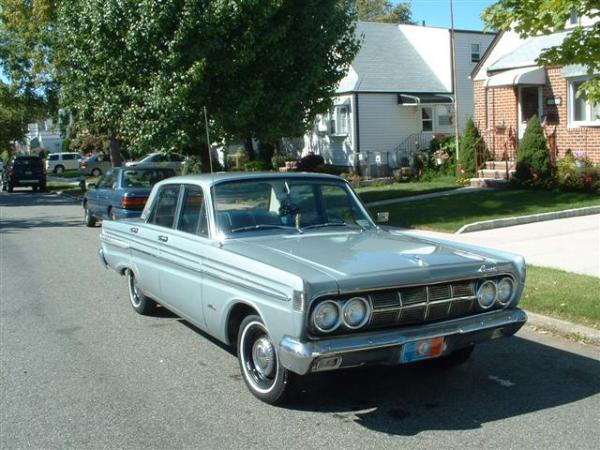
409 0 497 31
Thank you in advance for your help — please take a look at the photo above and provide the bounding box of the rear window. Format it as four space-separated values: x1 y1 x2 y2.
14 157 43 167
122 169 176 188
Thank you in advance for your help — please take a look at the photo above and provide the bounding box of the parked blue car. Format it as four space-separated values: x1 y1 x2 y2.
83 166 176 226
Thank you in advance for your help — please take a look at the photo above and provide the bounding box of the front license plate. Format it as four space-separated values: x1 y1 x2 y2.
400 337 445 363
20 179 39 183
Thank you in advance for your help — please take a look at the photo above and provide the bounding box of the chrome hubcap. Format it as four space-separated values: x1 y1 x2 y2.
252 336 275 378
128 272 141 307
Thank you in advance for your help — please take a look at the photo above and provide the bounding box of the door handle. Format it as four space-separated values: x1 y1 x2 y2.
158 235 168 242
130 227 139 234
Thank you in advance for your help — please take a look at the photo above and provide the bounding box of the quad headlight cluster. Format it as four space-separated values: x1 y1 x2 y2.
312 297 371 333
477 277 514 309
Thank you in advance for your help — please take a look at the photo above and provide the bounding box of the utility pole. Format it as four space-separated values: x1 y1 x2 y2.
450 0 460 167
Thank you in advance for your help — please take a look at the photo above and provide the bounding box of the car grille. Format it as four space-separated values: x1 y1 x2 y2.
367 280 479 329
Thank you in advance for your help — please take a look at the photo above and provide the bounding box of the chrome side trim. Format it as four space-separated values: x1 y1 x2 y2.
203 265 290 302
279 308 527 375
100 235 130 249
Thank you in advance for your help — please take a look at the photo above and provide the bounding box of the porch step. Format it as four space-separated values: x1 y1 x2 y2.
484 161 514 170
478 168 515 179
469 178 510 188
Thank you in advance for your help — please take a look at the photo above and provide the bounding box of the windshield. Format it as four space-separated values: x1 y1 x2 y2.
212 178 375 237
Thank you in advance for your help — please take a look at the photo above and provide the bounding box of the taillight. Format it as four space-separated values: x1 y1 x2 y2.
81 161 88 168
121 196 148 208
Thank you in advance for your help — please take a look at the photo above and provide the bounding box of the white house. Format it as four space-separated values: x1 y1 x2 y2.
15 119 63 154
300 22 495 171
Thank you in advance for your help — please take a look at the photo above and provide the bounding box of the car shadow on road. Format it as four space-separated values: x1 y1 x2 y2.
0 191 79 208
0 216 83 231
283 336 600 436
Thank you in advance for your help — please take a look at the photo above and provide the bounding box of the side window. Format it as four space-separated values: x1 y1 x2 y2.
177 186 208 236
63 154 75 160
148 185 180 228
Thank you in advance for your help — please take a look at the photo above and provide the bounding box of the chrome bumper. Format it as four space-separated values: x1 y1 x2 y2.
278 308 527 375
98 248 108 269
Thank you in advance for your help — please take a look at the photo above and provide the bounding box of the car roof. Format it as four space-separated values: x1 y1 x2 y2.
155 171 345 190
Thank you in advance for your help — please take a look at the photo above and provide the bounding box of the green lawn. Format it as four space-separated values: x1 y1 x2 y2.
356 177 459 203
50 169 80 178
369 188 600 232
521 266 600 330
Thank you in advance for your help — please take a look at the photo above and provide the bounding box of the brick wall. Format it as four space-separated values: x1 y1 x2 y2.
545 67 600 163
473 68 600 164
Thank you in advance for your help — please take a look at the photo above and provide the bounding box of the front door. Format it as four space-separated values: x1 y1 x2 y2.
518 86 543 139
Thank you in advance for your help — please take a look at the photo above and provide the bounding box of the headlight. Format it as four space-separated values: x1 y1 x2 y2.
496 277 514 305
477 280 497 309
312 300 341 332
342 297 370 329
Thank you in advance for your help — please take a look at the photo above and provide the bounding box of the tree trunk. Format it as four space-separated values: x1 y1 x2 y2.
107 130 122 167
244 137 255 161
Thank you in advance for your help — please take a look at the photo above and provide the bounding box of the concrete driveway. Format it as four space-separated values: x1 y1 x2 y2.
409 214 600 277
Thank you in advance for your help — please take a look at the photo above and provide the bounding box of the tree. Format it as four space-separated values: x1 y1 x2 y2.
483 0 600 103
357 0 413 24
459 118 485 177
55 0 360 167
0 0 59 111
515 115 552 183
0 82 44 152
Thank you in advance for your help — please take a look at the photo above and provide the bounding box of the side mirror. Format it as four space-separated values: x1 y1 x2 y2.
376 212 389 224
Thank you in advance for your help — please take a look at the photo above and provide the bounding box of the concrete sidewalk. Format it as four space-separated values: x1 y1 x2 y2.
409 214 600 277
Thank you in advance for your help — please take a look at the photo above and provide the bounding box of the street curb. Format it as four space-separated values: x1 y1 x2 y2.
456 206 600 233
526 311 600 346
54 191 83 201
365 186 487 207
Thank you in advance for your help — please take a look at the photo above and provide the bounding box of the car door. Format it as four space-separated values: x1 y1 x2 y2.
95 170 117 218
157 184 208 326
86 172 111 215
129 184 181 300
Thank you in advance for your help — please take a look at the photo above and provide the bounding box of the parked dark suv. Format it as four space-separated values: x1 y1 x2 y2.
1 155 47 192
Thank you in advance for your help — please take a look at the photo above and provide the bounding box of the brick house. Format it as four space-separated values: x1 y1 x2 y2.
471 18 600 174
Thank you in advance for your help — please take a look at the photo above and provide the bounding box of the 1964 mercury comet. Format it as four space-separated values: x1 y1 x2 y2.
98 172 527 404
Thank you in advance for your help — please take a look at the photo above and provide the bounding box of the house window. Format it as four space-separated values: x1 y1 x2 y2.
569 80 600 126
422 106 433 131
471 43 480 62
333 105 350 135
437 105 454 127
569 10 578 25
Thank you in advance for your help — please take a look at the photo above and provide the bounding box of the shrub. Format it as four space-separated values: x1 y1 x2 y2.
459 118 485 177
271 154 289 169
1 149 10 164
244 160 271 172
182 155 202 175
314 164 344 176
296 153 324 172
515 115 552 183
556 150 598 192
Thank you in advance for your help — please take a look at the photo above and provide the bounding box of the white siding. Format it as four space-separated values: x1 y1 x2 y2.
454 31 495 130
358 93 420 153
473 31 524 81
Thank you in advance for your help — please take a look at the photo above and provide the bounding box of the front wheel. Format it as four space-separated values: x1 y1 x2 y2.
84 205 96 227
126 269 156 315
237 315 297 404
91 168 101 177
55 165 65 175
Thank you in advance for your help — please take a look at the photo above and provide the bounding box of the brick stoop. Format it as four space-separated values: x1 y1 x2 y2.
470 161 515 187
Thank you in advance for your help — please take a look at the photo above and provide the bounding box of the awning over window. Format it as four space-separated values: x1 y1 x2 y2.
485 66 546 88
397 93 454 105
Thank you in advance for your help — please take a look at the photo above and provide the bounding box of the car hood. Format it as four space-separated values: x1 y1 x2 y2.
223 229 511 296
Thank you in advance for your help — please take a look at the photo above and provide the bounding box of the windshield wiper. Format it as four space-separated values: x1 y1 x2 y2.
229 224 296 233
301 221 348 231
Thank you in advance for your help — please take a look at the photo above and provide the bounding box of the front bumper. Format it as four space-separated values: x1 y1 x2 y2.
278 308 527 375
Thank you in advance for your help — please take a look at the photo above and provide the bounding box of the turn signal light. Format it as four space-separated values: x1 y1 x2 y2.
121 196 148 208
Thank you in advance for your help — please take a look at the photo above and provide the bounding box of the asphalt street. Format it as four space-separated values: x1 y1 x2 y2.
1 190 599 450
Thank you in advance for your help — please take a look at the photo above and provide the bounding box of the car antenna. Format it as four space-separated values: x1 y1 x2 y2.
203 106 214 181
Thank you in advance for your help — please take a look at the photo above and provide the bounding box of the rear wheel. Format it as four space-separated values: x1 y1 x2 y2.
84 204 96 227
7 183 13 193
32 185 38 192
91 168 101 177
126 269 156 315
237 315 297 404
